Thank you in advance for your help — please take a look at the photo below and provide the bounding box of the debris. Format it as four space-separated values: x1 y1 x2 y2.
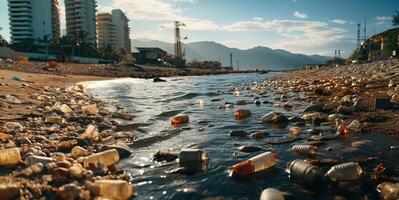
325 162 363 182
260 188 285 200
288 159 323 186
229 130 247 137
291 144 317 155
0 147 21 166
234 109 251 118
171 115 189 125
82 149 120 168
231 152 277 177
179 149 208 163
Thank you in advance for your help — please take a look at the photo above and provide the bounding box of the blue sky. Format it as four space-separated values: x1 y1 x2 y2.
1 0 398 57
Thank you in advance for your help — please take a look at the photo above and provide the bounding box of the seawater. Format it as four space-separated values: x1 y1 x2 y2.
86 73 399 200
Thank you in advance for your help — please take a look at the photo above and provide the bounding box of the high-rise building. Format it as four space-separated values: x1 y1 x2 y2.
97 9 131 53
7 0 61 44
97 13 116 49
112 9 131 53
65 0 97 47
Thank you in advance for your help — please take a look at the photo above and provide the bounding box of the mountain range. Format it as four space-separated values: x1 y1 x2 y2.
132 39 332 70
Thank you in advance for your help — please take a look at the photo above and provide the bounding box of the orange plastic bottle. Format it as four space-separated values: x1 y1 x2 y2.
234 109 251 119
337 124 349 137
171 115 189 125
231 152 277 177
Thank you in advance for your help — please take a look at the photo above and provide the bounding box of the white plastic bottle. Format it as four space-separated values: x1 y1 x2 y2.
231 152 277 177
326 162 363 181
260 188 285 200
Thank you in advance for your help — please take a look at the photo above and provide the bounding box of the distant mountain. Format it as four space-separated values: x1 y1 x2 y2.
132 39 332 70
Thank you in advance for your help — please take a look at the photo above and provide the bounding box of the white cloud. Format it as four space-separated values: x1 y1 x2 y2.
222 19 347 55
99 0 217 31
376 16 393 21
253 17 263 21
376 16 393 25
293 11 307 19
330 19 347 24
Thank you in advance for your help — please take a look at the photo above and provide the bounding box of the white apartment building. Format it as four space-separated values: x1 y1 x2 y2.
97 9 131 53
8 0 61 44
64 0 97 46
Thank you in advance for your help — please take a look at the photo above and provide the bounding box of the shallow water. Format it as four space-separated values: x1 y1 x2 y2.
86 73 399 200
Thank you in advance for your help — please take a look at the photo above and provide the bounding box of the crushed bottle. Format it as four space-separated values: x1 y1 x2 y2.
326 162 363 182
231 152 277 177
25 155 54 166
82 149 120 168
288 159 323 186
291 144 317 155
0 147 21 166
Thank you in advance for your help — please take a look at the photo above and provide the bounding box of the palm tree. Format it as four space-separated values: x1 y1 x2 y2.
394 11 399 26
0 27 8 47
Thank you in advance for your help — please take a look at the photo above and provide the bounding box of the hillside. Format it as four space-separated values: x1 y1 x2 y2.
132 39 332 70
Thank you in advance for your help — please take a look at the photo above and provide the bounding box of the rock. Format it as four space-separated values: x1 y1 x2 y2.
377 182 399 200
153 151 178 162
82 104 98 115
353 98 369 112
3 122 23 134
238 145 262 152
153 77 166 82
78 124 100 142
3 94 21 104
68 164 86 179
59 104 73 114
301 112 322 121
236 100 247 105
254 100 261 105
337 105 353 115
304 103 323 112
229 130 247 137
0 182 20 200
45 116 66 125
250 131 265 139
99 143 132 159
261 112 288 124
58 183 90 200
71 146 88 158
16 163 44 177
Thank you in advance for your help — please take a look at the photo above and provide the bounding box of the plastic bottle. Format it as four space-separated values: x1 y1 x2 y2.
289 127 301 135
348 120 361 133
88 179 134 200
234 109 251 118
260 188 285 200
179 149 208 163
25 155 54 166
288 159 323 186
326 162 363 182
291 145 317 155
171 115 189 125
71 146 88 158
82 149 120 168
0 147 21 166
337 124 349 137
231 152 277 177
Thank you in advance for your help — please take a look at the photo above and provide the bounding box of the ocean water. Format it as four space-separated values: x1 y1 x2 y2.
86 73 399 200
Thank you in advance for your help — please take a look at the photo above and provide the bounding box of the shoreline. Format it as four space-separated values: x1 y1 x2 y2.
266 59 399 135
0 60 260 79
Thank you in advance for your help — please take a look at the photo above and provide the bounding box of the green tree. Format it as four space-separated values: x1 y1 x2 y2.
393 11 399 26
0 27 9 47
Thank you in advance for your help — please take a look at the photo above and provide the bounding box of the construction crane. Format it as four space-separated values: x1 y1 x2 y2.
174 21 186 67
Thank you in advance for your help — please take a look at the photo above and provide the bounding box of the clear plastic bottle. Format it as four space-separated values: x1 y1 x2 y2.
326 162 363 182
0 147 21 166
288 159 323 186
179 149 208 163
348 120 361 133
291 145 317 155
82 149 120 168
231 152 277 177
25 155 54 165
260 188 285 200
88 179 134 200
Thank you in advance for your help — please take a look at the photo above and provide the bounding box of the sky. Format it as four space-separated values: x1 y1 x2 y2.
0 0 398 58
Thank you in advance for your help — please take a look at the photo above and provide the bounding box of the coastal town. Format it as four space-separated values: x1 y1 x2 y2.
1 0 399 200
